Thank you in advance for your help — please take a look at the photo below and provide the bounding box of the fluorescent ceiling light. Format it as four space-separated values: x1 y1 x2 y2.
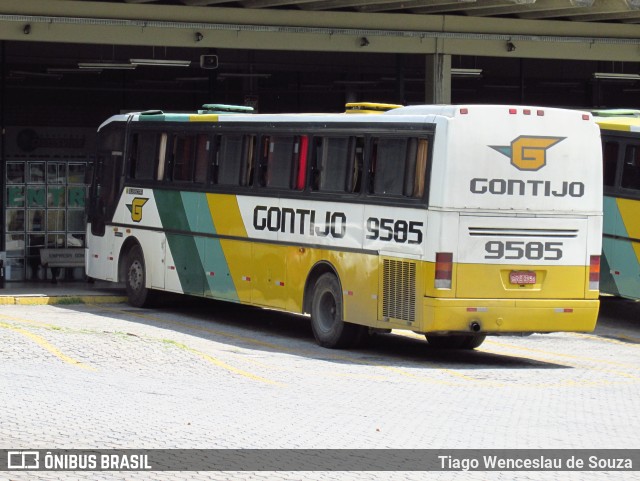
333 80 378 85
593 72 640 80
47 68 101 74
10 70 62 80
379 77 424 83
78 62 136 70
130 59 191 67
452 68 483 77
217 73 271 78
176 77 209 82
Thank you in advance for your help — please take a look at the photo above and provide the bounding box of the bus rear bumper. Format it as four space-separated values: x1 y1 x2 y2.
420 298 599 334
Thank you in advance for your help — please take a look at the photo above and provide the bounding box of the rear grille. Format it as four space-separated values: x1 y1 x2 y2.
468 227 578 238
382 259 416 323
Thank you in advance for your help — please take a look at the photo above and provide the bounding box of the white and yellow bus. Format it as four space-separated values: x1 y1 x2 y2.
86 104 603 350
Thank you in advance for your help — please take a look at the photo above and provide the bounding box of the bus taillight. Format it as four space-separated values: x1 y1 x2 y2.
589 255 600 290
435 252 453 289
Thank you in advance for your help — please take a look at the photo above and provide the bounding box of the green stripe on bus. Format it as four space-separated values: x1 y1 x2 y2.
166 233 209 296
181 191 216 235
156 190 236 299
155 190 191 231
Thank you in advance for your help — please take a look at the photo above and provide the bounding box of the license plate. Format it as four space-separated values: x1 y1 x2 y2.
510 271 536 285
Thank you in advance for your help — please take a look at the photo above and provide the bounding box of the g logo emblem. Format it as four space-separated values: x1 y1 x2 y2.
491 136 565 171
126 197 148 222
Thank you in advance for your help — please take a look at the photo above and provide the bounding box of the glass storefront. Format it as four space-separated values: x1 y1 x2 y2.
3 127 95 281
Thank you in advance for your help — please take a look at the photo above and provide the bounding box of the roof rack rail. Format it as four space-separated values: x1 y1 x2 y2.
199 104 254 114
345 102 402 114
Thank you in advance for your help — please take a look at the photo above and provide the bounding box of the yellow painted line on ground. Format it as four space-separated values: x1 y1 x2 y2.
95 306 284 386
484 338 640 381
0 321 95 371
0 313 58 329
573 331 640 346
389 330 640 388
96 305 298 352
94 305 475 386
163 339 284 387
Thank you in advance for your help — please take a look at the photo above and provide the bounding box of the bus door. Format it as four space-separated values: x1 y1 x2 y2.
89 125 126 238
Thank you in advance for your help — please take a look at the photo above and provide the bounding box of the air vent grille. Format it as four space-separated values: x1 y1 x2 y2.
383 259 416 322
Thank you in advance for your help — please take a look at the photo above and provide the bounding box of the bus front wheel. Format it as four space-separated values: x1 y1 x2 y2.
426 333 486 350
310 273 361 349
125 245 153 308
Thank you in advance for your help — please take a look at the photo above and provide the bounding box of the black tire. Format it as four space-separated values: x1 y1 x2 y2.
426 333 486 350
461 333 486 349
310 273 362 349
125 244 153 308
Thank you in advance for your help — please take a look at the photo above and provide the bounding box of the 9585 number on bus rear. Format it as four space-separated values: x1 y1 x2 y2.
484 241 563 260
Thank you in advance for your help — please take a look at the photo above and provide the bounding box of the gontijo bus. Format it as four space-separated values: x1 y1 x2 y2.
86 104 603 350
592 110 640 300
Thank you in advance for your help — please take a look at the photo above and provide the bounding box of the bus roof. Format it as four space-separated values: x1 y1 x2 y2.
98 104 592 130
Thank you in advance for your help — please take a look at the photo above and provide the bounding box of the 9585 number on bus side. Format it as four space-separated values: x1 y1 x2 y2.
484 241 563 260
366 217 424 245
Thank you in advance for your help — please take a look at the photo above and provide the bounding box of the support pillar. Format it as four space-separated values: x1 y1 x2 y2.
425 53 452 104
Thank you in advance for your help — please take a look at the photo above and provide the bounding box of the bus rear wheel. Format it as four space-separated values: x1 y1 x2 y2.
426 333 486 350
125 244 153 308
310 273 361 349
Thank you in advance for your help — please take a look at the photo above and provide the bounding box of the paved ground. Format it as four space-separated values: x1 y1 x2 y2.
0 286 639 481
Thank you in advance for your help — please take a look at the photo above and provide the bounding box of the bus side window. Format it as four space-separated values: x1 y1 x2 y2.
312 136 361 193
240 135 255 187
156 133 168 181
351 137 364 193
295 136 308 191
260 135 299 189
412 139 429 198
621 144 640 190
603 140 619 188
210 135 220 184
128 132 158 181
216 134 255 187
217 135 243 186
371 137 406 196
403 138 418 197
194 134 210 184
369 136 428 198
172 134 195 182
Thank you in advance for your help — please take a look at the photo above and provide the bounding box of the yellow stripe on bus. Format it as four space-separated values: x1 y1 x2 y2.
207 193 248 238
616 197 640 263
